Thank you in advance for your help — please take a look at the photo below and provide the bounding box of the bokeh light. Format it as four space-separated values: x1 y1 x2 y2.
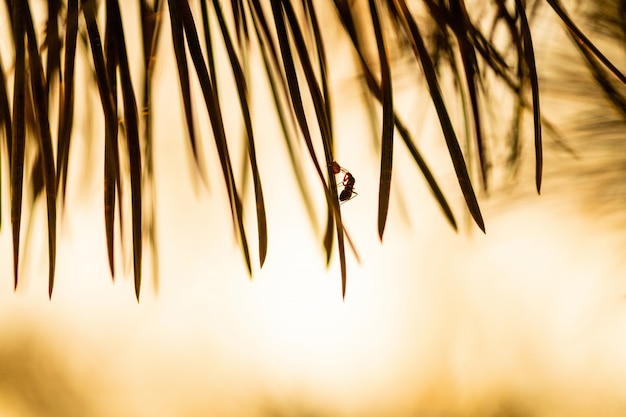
2 1 626 416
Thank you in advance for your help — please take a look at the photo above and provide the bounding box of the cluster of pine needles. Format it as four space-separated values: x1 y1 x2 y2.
0 0 624 299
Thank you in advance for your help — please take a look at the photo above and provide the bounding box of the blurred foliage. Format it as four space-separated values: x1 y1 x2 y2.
0 0 624 298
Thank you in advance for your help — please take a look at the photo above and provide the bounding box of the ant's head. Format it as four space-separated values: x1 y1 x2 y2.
330 161 342 175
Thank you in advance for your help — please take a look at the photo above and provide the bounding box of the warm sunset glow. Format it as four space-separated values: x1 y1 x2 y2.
2 1 626 416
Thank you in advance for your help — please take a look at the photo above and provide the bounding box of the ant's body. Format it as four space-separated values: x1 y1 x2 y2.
339 172 356 202
330 161 358 203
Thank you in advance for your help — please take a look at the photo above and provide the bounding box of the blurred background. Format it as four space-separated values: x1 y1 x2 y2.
1 1 626 416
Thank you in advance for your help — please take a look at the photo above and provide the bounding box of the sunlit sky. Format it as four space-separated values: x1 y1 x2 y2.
2 1 626 416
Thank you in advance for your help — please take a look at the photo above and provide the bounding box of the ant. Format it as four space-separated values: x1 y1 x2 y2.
330 161 358 203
